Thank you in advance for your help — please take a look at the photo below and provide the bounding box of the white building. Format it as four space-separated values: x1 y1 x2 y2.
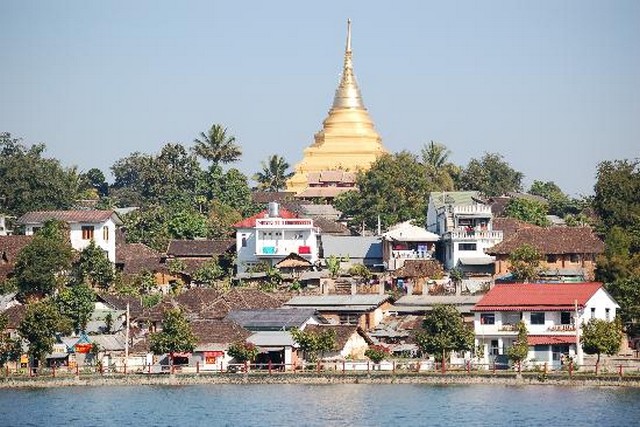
426 192 502 271
234 203 319 273
472 282 619 369
380 220 439 270
18 210 122 263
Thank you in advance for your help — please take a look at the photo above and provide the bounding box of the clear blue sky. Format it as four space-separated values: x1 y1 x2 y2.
1 1 638 196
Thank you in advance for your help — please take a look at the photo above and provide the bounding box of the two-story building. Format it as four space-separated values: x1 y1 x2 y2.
234 203 320 274
472 282 619 369
17 210 122 263
426 192 503 271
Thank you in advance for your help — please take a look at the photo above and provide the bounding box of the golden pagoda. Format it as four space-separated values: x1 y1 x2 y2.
287 19 386 196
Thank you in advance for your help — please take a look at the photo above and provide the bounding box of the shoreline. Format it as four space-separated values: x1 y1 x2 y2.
2 373 640 389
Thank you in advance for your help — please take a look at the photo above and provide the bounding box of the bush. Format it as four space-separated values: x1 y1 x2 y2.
365 345 390 363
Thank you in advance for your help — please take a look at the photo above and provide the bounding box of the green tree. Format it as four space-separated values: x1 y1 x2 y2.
207 200 243 238
121 207 171 252
415 304 474 363
0 313 22 368
18 300 72 368
581 318 622 365
290 327 337 362
192 259 225 287
365 344 390 364
0 132 80 216
459 152 524 197
199 166 257 216
334 151 434 230
192 124 242 166
503 198 550 226
71 240 115 289
508 244 543 283
593 159 640 245
420 141 459 191
528 180 575 218
227 341 259 363
104 311 114 334
506 321 529 365
13 221 74 298
167 207 209 240
326 255 341 278
348 264 372 282
149 308 197 367
253 154 294 192
55 284 96 333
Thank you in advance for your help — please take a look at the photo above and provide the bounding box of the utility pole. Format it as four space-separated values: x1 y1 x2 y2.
575 299 583 366
125 302 130 366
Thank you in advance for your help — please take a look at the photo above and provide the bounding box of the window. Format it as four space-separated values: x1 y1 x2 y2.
458 243 477 251
339 314 359 325
570 254 581 263
560 312 572 325
530 312 545 325
490 340 499 356
81 226 94 240
546 255 557 263
102 226 109 241
241 236 247 248
480 313 495 325
32 227 42 234
591 307 596 319
605 308 610 321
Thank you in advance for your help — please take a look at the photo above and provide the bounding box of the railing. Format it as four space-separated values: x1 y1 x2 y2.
256 218 314 228
447 230 503 240
453 205 492 216
6 360 640 381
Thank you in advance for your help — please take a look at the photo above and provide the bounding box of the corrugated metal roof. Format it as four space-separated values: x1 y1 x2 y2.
247 331 297 348
321 236 382 259
430 191 481 210
226 308 319 330
395 295 482 306
91 334 126 351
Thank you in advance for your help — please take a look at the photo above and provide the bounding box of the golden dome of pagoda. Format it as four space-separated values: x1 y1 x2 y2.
287 19 386 195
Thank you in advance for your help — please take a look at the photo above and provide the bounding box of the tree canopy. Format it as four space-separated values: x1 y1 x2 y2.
253 154 294 192
508 244 543 283
415 304 474 362
459 152 524 197
503 198 550 227
506 321 529 364
334 151 435 230
149 308 197 360
18 299 72 367
581 318 622 364
192 124 242 165
290 327 337 362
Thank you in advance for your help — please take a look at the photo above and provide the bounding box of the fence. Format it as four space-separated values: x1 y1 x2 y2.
3 359 640 380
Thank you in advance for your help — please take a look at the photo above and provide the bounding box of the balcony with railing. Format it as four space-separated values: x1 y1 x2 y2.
255 242 314 258
453 205 492 216
387 249 434 270
447 229 503 241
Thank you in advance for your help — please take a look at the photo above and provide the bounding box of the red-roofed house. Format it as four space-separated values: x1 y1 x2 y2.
234 203 319 273
18 210 122 262
472 282 619 369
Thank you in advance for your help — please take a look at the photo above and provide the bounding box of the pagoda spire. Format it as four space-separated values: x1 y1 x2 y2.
332 19 365 109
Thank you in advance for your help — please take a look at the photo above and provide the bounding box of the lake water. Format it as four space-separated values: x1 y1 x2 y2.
1 384 638 426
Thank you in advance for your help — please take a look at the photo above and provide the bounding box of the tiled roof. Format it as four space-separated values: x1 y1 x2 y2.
393 260 444 278
528 335 576 345
285 294 390 309
174 288 225 314
472 282 604 312
486 227 605 255
166 239 235 257
313 217 351 235
115 243 166 275
0 235 33 280
17 210 122 225
97 294 144 318
303 324 373 348
233 208 299 229
275 253 313 269
492 218 538 240
191 319 251 346
295 187 354 199
307 171 356 184
1 304 27 329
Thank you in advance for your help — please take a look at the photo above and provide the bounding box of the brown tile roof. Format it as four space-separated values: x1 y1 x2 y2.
393 260 444 278
191 319 252 346
486 227 605 255
492 218 539 240
313 217 351 235
295 187 354 199
275 253 313 269
251 192 296 204
303 324 373 349
2 304 27 329
17 210 122 225
166 239 234 257
201 289 284 319
174 288 225 314
116 243 166 275
0 235 33 281
97 294 144 318
307 171 356 185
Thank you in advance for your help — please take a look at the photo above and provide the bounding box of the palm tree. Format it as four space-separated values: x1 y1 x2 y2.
421 140 457 191
253 155 294 192
192 124 242 165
